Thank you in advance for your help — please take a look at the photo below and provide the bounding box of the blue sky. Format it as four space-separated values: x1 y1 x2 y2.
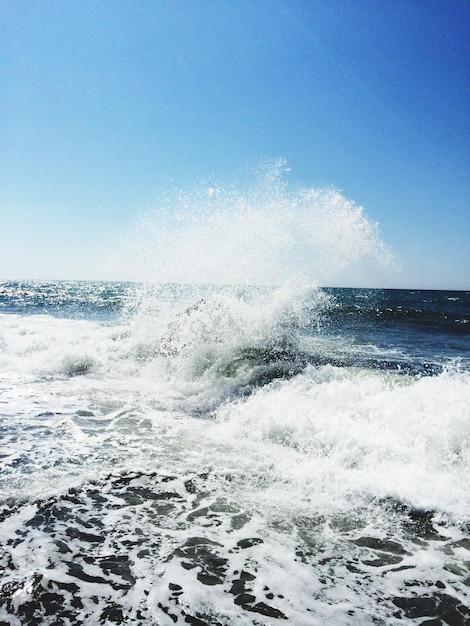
1 0 469 288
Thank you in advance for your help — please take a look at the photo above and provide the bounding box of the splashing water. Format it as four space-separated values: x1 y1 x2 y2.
121 160 394 287
2 164 469 626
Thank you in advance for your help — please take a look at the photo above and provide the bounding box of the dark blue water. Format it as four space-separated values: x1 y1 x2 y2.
324 287 470 370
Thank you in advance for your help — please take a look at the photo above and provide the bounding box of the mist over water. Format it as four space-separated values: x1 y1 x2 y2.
121 160 394 287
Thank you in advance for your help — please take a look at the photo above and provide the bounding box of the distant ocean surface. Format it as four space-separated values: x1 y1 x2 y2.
1 280 469 625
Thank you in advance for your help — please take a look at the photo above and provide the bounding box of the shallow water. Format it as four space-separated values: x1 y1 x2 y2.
0 281 469 625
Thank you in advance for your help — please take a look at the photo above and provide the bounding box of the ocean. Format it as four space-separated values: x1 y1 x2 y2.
0 279 469 625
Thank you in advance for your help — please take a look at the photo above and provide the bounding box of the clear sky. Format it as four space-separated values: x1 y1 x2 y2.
1 0 469 289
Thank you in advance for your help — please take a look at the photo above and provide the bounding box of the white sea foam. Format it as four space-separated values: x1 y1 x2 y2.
1 292 469 523
210 364 470 520
2 302 469 624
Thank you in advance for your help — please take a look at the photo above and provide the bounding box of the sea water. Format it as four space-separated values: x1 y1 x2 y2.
1 174 469 625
